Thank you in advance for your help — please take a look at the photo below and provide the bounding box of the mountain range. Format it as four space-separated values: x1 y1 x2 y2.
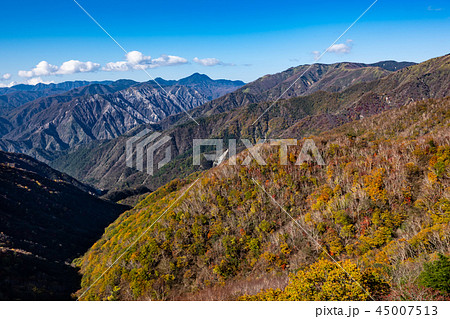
1 54 449 301
50 57 448 195
0 80 119 116
0 74 244 161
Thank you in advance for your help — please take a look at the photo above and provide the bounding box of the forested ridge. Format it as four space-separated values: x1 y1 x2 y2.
76 97 450 300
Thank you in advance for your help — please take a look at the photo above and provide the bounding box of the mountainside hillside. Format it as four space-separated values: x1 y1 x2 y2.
134 61 411 132
0 151 128 300
176 62 395 122
368 60 416 72
0 75 244 161
0 151 98 194
0 80 115 115
76 96 450 300
0 80 115 95
155 73 245 100
51 55 449 194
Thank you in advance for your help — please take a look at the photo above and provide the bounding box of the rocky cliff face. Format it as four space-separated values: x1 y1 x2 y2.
0 75 244 161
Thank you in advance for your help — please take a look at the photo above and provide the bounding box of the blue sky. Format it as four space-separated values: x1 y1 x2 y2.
0 0 449 86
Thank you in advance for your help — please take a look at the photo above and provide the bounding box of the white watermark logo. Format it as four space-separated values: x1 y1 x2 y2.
126 134 324 176
193 138 325 167
126 129 172 176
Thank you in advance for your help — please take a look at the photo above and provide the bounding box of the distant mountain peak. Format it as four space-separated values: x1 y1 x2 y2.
178 73 213 84
368 60 417 71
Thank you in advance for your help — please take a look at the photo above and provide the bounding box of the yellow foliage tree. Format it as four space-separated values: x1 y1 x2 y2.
241 259 388 301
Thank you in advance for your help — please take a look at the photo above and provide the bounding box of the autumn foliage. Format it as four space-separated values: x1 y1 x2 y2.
76 98 450 300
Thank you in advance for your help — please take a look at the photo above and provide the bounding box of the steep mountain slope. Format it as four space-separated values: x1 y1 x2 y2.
0 151 128 300
0 80 114 115
0 151 97 194
76 96 450 300
51 55 448 194
167 61 413 123
0 75 244 161
131 62 410 132
0 91 59 116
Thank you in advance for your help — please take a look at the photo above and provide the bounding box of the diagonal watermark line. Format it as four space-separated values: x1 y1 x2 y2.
77 177 201 300
251 0 378 126
251 177 376 301
72 0 200 126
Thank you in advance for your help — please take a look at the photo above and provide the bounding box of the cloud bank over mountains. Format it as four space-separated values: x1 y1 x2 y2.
3 37 355 87
103 51 188 71
18 60 101 78
312 39 353 61
0 51 234 87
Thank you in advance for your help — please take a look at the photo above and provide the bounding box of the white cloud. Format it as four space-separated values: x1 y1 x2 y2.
0 77 54 88
15 51 189 80
328 39 353 53
103 61 130 72
328 43 351 54
312 51 321 61
312 40 353 61
18 60 100 78
193 57 221 66
0 81 16 88
1 73 12 80
56 60 100 75
18 61 58 78
328 42 352 54
103 51 188 72
193 57 235 66
427 6 442 11
126 51 152 65
25 77 54 85
152 55 188 67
